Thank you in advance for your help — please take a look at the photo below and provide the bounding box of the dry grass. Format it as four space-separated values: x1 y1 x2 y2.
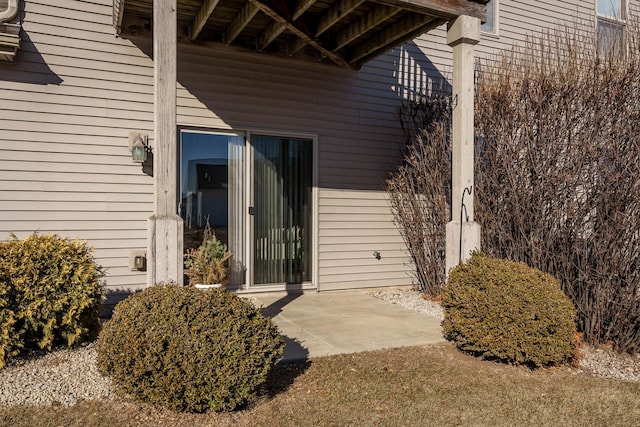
1 344 639 427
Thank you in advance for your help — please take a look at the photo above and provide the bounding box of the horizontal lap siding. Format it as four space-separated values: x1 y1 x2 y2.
175 43 414 290
3 0 626 296
0 0 154 298
1 0 413 294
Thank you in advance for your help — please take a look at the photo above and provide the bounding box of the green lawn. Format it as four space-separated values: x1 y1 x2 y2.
1 344 638 427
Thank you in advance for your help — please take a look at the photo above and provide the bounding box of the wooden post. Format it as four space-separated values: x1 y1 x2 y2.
148 0 183 285
445 15 481 275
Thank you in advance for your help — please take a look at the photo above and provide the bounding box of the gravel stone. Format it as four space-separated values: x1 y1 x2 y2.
371 288 444 320
0 341 116 407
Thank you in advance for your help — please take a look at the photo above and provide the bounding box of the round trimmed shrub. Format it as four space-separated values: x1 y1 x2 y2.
0 233 103 368
442 252 577 367
96 284 284 412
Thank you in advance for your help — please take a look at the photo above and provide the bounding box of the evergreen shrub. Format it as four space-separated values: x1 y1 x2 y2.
0 233 103 368
442 253 577 367
97 284 284 412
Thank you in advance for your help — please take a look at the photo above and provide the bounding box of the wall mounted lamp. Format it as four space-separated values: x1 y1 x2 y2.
129 132 150 163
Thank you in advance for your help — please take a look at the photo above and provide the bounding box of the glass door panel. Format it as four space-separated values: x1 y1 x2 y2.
252 135 313 285
180 131 246 286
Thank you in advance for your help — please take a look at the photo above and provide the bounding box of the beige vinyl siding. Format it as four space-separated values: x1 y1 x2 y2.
2 0 636 297
174 42 413 290
0 0 413 295
0 0 154 300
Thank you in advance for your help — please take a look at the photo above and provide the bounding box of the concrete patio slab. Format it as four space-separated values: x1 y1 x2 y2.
248 290 445 361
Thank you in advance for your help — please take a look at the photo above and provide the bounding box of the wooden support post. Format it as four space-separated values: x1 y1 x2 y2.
445 15 481 276
149 0 183 286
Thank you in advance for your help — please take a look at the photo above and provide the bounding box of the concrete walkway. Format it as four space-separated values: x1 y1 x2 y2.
249 290 445 361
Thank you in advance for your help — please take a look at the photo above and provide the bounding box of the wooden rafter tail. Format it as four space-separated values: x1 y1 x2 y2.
225 2 259 45
351 17 447 69
191 0 222 40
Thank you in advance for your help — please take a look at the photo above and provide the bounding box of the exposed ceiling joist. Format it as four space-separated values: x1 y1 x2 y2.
248 0 352 68
257 0 317 51
352 17 446 67
115 0 488 69
225 2 259 45
316 0 366 37
334 5 400 52
191 0 222 40
290 0 366 55
292 0 318 20
349 13 432 64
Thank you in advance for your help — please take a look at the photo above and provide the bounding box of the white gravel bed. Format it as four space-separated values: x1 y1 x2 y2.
371 288 444 320
0 341 115 407
372 288 640 382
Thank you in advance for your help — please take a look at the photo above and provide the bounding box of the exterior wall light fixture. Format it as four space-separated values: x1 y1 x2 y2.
129 132 150 163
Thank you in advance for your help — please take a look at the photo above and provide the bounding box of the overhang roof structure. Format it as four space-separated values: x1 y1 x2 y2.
114 0 488 69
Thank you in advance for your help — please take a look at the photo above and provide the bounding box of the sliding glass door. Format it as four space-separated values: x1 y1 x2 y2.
180 130 313 288
252 135 313 285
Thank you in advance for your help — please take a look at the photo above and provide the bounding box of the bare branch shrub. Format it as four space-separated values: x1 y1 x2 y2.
387 96 451 296
390 21 640 354
476 21 640 354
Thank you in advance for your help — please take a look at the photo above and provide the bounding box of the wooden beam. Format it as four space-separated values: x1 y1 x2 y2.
334 5 400 52
257 0 317 51
371 0 487 21
191 0 221 40
290 0 365 55
349 14 439 65
316 0 366 36
352 18 446 68
293 0 319 20
225 2 260 45
248 0 353 68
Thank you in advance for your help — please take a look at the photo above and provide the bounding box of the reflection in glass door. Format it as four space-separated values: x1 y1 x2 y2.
252 135 313 285
180 131 245 286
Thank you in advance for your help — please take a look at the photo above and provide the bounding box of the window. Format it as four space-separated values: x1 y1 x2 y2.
597 0 626 56
481 0 497 34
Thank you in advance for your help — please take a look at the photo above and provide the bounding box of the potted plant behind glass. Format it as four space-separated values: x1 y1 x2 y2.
184 223 232 289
